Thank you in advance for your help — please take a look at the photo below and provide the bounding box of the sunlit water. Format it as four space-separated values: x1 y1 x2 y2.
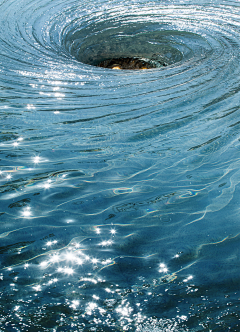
1 0 240 330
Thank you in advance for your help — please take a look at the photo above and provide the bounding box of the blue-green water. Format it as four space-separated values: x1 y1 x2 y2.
0 0 240 330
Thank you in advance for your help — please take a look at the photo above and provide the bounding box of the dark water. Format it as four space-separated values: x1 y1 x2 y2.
1 0 240 330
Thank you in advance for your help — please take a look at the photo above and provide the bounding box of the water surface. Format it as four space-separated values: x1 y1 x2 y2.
0 0 240 331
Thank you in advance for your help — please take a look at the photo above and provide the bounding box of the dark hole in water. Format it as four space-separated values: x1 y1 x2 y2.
97 56 167 70
67 25 184 69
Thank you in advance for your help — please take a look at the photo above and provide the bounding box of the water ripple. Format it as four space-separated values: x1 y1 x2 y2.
1 0 240 330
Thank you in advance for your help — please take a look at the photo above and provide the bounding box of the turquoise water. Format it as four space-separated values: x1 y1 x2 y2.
1 0 240 330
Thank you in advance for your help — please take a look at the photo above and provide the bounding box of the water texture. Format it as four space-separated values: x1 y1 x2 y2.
0 0 240 330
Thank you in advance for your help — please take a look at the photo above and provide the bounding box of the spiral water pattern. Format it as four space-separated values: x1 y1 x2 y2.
1 0 240 330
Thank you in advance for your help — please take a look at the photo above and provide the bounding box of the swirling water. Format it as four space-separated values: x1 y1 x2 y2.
0 0 240 330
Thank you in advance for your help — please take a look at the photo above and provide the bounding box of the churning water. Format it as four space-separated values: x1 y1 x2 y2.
0 0 240 330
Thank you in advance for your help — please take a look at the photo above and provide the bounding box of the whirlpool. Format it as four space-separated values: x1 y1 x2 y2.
0 0 240 330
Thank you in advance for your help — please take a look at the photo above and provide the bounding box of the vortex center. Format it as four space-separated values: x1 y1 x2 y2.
97 57 167 70
65 24 184 69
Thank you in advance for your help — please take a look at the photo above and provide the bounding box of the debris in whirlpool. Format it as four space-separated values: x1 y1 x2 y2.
97 56 167 70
